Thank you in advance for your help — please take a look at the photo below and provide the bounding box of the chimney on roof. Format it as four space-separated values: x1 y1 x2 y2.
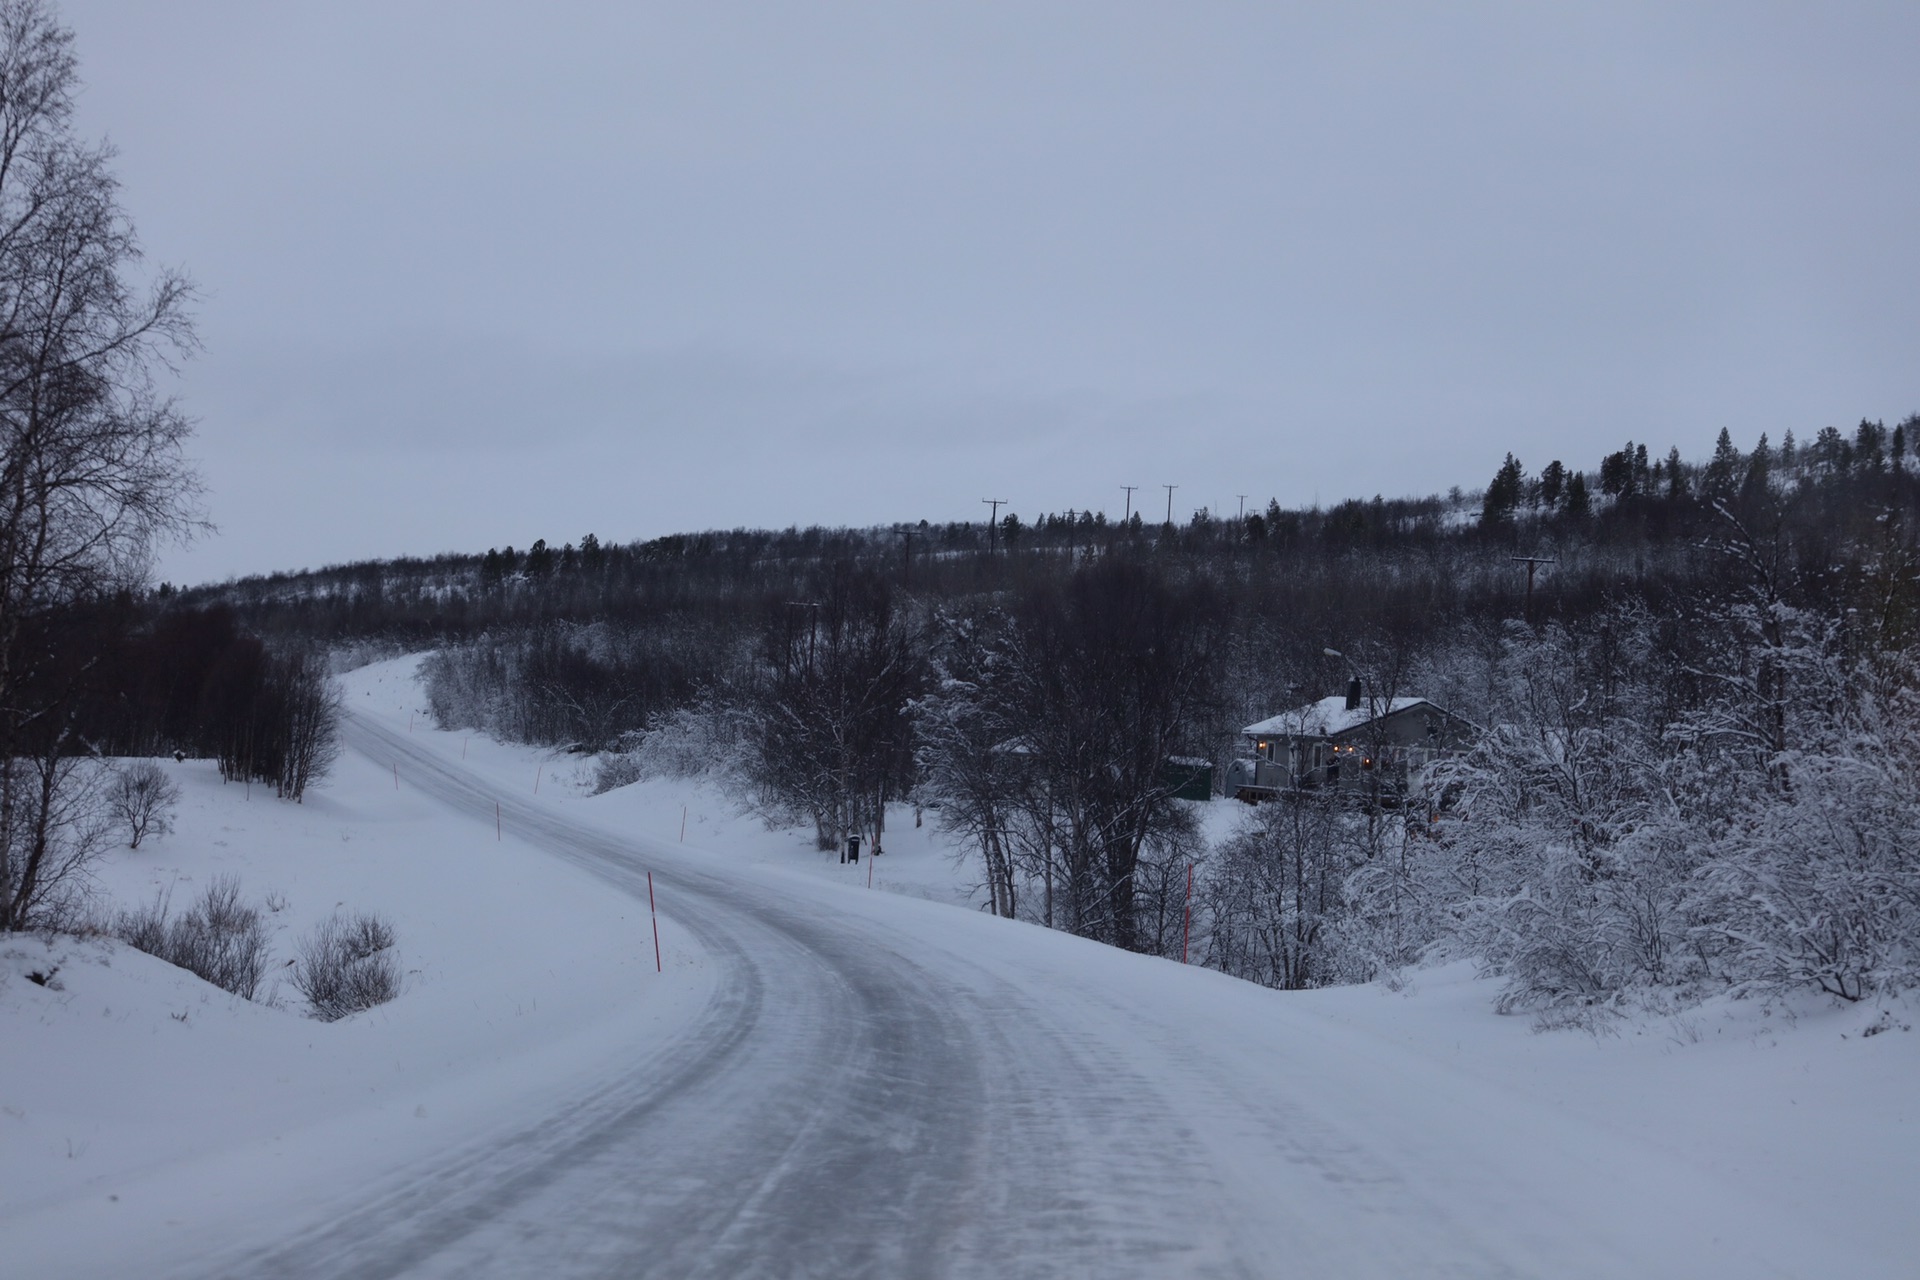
1346 677 1363 712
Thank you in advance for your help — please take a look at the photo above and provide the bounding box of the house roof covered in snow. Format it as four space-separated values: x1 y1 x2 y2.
1242 696 1440 739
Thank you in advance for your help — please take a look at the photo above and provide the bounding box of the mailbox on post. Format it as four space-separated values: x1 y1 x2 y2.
844 834 862 864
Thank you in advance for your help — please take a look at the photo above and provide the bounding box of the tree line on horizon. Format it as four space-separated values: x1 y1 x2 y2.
158 416 1920 1013
27 372 1920 1010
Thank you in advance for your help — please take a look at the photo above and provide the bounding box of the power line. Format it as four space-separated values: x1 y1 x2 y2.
982 498 1008 556
1509 555 1557 622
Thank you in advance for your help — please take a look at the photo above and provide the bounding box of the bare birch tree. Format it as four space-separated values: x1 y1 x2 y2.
111 757 179 848
0 0 200 929
277 649 340 803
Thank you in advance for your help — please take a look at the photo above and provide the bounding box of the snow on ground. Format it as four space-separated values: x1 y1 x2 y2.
341 654 1920 1272
347 655 985 912
1293 962 1917 1268
0 654 711 1265
2 651 1916 1276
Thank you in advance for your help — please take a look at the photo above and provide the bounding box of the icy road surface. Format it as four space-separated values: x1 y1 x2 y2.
147 712 1882 1277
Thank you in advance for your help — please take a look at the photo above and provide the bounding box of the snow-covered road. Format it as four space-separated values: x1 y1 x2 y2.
176 710 1869 1279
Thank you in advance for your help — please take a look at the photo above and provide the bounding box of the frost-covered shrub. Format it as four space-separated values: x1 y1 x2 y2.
1418 594 1920 1016
421 641 515 738
423 621 730 753
116 875 272 1000
1336 832 1457 982
1691 699 1920 1001
592 749 645 793
292 911 400 1021
592 702 745 793
1201 795 1369 989
114 894 171 956
327 639 408 676
1420 614 1714 1013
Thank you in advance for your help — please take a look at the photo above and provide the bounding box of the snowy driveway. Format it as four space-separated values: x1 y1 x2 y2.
185 712 1877 1278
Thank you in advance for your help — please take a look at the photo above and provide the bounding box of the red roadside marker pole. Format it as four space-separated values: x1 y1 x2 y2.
1182 863 1194 964
393 762 399 791
680 805 686 842
495 801 501 841
648 871 662 973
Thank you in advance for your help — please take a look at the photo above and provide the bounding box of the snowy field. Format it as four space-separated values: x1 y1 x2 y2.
1 654 1915 1277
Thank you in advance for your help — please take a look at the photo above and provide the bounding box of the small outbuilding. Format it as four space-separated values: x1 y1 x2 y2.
1160 755 1215 802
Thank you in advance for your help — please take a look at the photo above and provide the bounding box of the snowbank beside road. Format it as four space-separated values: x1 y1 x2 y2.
1293 961 1917 1271
350 654 976 910
0 655 710 1276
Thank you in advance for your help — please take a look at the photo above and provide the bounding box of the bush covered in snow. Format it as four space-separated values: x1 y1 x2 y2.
1257 601 1920 1017
422 620 733 754
592 702 746 794
292 911 400 1021
116 875 272 1000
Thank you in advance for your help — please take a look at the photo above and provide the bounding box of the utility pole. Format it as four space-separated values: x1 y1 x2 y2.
1163 484 1178 527
982 498 1007 557
1121 485 1137 523
1510 555 1557 622
1237 494 1248 520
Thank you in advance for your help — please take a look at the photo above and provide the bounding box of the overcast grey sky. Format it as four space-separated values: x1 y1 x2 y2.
63 1 1920 583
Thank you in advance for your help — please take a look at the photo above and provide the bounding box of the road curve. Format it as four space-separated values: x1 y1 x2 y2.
209 713 1256 1279
188 711 1850 1279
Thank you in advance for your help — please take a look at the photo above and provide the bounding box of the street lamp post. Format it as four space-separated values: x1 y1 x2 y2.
1323 647 1369 711
1324 646 1397 813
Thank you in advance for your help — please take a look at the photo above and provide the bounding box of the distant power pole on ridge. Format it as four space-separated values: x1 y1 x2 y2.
1121 485 1138 524
983 498 1007 557
1510 554 1557 622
